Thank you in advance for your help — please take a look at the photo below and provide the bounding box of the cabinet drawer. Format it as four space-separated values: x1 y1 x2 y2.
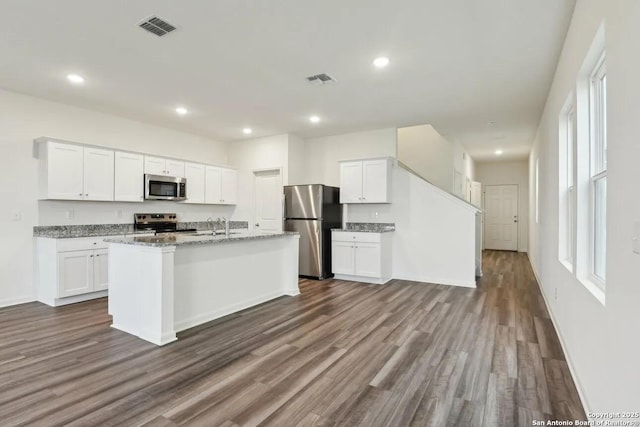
57 237 109 252
331 231 381 243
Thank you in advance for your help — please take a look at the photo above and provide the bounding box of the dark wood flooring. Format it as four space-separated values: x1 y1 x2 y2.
0 250 585 426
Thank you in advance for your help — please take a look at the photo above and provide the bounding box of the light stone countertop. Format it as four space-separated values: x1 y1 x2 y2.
104 231 299 247
331 222 395 233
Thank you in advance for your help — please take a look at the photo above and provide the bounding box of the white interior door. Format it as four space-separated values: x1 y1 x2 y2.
484 185 518 251
254 169 282 233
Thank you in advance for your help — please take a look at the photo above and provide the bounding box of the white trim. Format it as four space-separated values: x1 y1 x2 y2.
526 253 592 418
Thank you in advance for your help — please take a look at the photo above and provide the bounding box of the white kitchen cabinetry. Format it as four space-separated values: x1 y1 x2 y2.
144 156 185 177
331 231 392 284
184 162 206 204
38 140 114 201
205 166 237 204
339 158 392 204
36 236 114 306
114 151 144 202
83 147 114 201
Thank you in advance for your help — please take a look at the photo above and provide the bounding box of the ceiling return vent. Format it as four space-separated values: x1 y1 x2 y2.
306 73 336 85
139 16 177 37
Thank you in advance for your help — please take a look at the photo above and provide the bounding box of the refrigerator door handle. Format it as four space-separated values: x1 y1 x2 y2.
282 193 286 220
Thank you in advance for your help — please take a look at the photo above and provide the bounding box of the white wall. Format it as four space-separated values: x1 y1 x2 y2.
397 125 454 192
397 124 475 198
348 166 478 287
475 160 529 252
227 134 289 227
287 134 308 185
305 128 397 186
0 88 230 307
528 0 640 413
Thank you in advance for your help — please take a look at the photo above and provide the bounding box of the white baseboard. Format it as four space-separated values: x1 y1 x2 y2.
174 290 288 333
525 253 591 417
333 274 391 285
0 295 36 308
40 290 108 307
392 274 477 288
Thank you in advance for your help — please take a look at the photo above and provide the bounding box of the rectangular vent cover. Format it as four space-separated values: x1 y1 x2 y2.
139 16 177 37
306 73 336 85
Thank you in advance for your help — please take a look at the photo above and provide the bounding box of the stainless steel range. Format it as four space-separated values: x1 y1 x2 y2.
133 213 195 234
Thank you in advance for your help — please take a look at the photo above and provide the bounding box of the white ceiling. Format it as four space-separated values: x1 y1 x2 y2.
0 0 575 161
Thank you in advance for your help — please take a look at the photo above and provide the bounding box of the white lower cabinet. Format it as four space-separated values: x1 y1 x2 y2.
37 236 114 306
331 231 392 284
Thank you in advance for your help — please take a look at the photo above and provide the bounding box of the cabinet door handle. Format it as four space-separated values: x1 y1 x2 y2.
89 255 94 258
78 193 83 196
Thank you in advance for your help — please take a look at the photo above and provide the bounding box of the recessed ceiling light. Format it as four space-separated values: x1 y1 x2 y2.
242 127 252 135
66 74 85 84
487 121 495 126
373 57 390 68
175 106 188 115
309 115 321 124
495 149 504 155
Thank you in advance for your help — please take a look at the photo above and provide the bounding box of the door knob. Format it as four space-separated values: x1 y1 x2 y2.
255 223 260 227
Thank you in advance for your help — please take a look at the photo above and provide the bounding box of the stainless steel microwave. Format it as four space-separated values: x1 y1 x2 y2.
144 174 187 201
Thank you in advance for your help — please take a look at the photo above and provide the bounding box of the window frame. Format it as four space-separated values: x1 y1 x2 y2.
588 52 607 288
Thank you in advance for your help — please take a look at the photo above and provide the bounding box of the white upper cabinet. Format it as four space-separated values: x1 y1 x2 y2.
83 147 114 201
144 156 165 175
39 140 114 201
144 156 185 177
166 159 185 177
43 141 84 200
37 137 233 204
205 166 222 204
205 166 237 205
339 162 363 203
339 158 391 204
361 159 390 203
184 162 206 204
114 151 144 202
220 168 238 205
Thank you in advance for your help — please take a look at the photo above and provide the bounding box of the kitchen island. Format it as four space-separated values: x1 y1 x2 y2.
105 231 300 346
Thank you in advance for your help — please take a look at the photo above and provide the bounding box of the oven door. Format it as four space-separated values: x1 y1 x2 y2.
145 174 186 200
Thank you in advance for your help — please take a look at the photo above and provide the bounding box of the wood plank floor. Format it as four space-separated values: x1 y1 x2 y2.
0 250 585 426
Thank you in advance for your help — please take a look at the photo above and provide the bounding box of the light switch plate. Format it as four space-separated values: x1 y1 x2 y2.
633 221 640 254
11 209 22 221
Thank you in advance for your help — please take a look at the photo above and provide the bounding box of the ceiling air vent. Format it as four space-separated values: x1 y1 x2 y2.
139 16 177 37
306 73 336 85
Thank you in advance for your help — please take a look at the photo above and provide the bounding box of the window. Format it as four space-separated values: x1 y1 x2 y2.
568 23 606 304
559 102 576 269
590 53 607 284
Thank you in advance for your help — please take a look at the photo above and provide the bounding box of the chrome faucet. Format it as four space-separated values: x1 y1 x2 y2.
206 217 215 230
216 217 230 237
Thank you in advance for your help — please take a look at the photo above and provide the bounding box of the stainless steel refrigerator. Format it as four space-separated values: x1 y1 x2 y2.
284 184 342 279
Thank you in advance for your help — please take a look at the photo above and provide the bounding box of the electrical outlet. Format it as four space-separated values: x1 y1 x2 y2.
65 209 74 220
554 287 558 301
116 209 123 219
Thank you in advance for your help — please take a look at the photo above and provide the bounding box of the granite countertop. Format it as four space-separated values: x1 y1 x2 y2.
331 222 395 233
33 221 249 238
105 231 299 247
